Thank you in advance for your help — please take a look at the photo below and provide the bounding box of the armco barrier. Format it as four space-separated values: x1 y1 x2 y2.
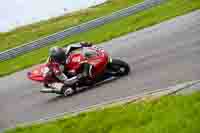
0 0 165 62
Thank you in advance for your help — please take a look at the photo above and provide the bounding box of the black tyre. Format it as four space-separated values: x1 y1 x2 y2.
61 85 76 96
107 59 130 76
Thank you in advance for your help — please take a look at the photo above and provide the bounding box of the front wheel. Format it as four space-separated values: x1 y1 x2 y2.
61 85 76 96
106 59 130 76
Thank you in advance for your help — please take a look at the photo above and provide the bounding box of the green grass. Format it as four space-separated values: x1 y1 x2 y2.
5 91 200 133
1 0 200 76
0 0 142 52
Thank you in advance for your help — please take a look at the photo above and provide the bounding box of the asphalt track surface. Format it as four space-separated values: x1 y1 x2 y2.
0 10 200 130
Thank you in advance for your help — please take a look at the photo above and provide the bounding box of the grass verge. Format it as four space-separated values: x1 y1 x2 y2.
0 0 142 51
0 0 200 76
5 91 200 133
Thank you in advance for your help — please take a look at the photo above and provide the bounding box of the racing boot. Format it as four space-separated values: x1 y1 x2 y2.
78 63 94 86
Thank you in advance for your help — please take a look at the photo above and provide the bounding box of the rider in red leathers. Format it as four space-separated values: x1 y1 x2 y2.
41 42 93 95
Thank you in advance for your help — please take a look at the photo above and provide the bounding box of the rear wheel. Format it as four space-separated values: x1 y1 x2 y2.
106 59 130 76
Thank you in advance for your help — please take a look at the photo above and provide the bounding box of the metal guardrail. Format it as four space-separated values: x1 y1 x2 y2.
0 0 165 62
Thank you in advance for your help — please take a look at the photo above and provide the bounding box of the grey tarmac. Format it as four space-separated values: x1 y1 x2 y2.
0 10 200 130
